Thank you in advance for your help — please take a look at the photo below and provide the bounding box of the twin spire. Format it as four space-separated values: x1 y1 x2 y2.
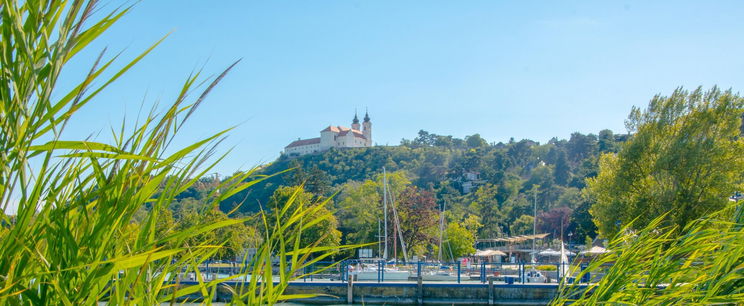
352 109 370 127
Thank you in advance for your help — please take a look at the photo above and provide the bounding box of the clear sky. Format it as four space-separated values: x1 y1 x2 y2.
59 0 744 175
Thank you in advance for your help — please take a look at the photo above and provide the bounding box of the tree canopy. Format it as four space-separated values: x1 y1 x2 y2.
588 87 744 237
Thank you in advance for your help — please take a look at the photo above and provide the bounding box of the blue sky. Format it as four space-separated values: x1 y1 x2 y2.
60 0 744 175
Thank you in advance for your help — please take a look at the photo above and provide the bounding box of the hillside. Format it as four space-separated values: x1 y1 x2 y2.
218 129 627 244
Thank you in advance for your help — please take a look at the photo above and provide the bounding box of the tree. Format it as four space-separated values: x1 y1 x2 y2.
598 129 618 153
567 193 597 241
555 187 582 209
588 87 744 237
305 166 331 196
507 139 535 167
553 149 571 186
461 214 483 240
567 132 598 164
465 134 488 148
412 130 437 147
511 215 534 236
443 222 476 260
469 184 507 238
396 186 439 258
266 186 341 248
337 180 381 245
177 209 259 260
537 207 572 240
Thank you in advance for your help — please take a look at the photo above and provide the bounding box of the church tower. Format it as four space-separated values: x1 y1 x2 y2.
351 112 360 131
362 111 372 146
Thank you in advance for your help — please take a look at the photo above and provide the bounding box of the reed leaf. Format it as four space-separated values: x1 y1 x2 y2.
1 1 362 304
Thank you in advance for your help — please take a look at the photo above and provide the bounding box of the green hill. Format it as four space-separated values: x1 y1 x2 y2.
218 129 626 243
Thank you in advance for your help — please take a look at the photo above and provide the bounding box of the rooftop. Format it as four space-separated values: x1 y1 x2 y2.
285 137 321 148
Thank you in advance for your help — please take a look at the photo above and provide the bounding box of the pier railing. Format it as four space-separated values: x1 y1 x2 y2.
184 259 609 284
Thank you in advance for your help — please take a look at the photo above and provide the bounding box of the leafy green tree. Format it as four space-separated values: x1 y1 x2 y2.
588 87 744 237
305 166 332 196
566 192 597 241
177 209 259 260
526 164 554 191
567 132 598 164
469 184 507 238
443 222 476 260
461 214 483 240
507 139 535 168
337 180 381 245
555 187 582 209
569 157 598 189
412 130 437 147
266 186 341 248
598 129 618 153
511 215 534 236
553 149 571 185
465 134 488 148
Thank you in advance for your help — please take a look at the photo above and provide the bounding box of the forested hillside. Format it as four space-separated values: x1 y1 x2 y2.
215 129 628 251
146 87 744 262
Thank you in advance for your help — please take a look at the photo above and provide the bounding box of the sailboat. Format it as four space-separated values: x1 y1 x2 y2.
558 242 569 282
422 200 459 281
351 261 410 281
350 167 411 281
523 191 546 283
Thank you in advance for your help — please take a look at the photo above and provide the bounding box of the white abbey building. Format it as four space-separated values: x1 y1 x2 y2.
284 112 372 156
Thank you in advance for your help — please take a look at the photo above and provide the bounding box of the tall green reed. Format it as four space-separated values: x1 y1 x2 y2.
552 201 744 305
1 1 360 304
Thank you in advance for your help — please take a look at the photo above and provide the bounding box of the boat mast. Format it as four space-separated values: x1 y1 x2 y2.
438 201 445 262
532 190 537 263
383 167 388 260
390 189 409 262
378 219 382 258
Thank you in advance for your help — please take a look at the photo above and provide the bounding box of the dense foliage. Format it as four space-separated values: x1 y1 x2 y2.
217 128 626 259
554 87 744 304
588 87 744 237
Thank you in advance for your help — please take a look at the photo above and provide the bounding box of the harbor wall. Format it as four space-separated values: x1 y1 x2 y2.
282 281 565 305
176 280 577 305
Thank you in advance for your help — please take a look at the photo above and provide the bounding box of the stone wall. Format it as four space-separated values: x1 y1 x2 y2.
175 280 582 305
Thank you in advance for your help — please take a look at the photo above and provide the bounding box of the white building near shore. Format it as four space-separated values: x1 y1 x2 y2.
284 112 372 156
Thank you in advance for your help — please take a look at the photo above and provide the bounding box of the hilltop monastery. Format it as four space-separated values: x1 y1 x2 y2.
283 112 372 156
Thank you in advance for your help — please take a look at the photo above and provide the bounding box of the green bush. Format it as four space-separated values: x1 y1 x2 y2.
536 265 558 271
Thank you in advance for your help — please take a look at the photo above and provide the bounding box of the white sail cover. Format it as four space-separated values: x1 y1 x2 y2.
558 242 569 281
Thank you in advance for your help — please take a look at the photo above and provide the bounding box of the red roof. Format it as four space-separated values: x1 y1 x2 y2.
285 137 320 148
321 125 351 133
320 125 366 139
338 129 367 139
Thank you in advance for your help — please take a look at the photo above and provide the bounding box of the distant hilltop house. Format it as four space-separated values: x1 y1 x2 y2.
284 112 372 156
461 171 486 193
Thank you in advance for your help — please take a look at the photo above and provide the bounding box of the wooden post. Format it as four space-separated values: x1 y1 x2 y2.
488 277 494 305
347 274 354 304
